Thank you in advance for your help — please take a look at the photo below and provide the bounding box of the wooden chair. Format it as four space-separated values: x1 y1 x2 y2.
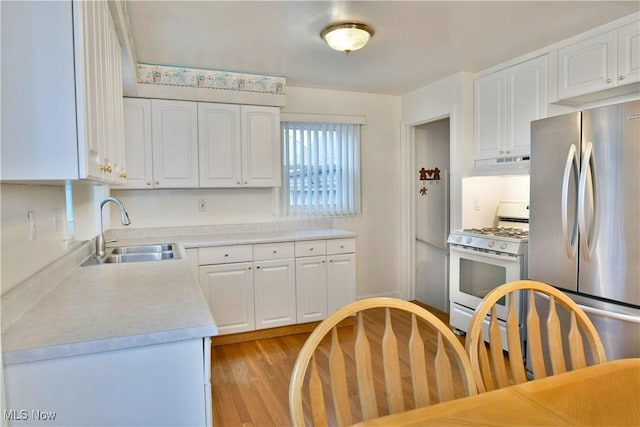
289 297 477 426
465 280 607 393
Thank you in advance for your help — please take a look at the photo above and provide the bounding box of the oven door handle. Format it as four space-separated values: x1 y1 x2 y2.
449 245 520 262
561 144 579 259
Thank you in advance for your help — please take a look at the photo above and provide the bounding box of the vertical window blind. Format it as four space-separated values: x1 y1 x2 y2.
281 122 361 216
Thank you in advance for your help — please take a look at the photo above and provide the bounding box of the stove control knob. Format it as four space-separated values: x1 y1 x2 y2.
455 236 462 243
488 240 495 248
466 237 472 244
500 242 508 250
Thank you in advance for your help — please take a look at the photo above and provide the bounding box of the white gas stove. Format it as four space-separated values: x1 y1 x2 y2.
448 201 529 338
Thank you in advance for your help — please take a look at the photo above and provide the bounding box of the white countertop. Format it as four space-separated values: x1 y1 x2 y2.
2 228 356 366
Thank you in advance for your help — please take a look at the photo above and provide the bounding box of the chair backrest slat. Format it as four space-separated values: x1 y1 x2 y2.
329 327 352 426
506 292 527 385
382 307 405 413
409 314 430 407
526 289 547 380
546 295 567 375
435 332 455 402
568 311 587 370
354 312 378 421
489 306 509 388
476 333 495 391
309 355 327 426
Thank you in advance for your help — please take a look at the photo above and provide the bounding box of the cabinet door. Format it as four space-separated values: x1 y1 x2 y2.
198 103 242 187
295 256 327 323
506 55 548 157
618 22 640 86
241 106 282 187
327 253 356 314
151 100 199 188
254 258 296 329
558 31 617 100
200 262 254 335
122 98 153 189
76 0 104 181
474 70 507 160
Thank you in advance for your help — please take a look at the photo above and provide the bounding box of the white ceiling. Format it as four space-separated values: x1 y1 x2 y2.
125 1 639 96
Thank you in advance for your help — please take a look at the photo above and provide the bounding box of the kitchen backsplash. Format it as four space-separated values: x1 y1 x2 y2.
461 175 530 228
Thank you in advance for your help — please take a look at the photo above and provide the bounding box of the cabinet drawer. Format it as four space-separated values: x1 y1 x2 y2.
327 238 356 255
199 245 253 265
253 242 294 261
295 240 327 257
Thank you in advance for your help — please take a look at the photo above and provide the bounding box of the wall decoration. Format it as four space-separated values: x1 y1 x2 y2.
419 167 441 182
136 63 286 95
419 186 428 196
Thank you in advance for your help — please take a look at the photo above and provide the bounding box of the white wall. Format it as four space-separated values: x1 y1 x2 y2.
111 86 403 299
1 184 70 293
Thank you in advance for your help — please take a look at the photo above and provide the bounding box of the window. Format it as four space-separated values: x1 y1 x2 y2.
281 122 361 216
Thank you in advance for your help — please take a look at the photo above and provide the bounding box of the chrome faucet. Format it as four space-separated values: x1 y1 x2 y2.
96 197 131 257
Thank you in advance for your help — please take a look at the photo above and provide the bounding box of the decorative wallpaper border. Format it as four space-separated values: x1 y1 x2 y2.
137 63 286 95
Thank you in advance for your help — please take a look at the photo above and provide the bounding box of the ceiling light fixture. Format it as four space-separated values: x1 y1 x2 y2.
320 22 374 54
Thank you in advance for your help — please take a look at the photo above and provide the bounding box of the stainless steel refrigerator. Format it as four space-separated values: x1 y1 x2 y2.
529 100 639 361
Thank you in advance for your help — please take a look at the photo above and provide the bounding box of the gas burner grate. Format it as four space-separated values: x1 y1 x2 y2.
462 227 529 239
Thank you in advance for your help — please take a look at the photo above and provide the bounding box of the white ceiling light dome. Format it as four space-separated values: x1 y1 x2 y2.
320 22 374 54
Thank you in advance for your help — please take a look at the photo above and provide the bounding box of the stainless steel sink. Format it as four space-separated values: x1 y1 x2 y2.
110 244 176 254
82 243 181 266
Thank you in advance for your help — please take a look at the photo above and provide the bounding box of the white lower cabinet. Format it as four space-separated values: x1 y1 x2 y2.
295 255 328 323
199 261 255 335
198 237 356 335
3 338 211 427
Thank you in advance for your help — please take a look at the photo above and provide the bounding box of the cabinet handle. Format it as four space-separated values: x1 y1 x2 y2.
119 172 127 178
309 248 314 251
607 78 612 84
272 250 277 254
224 254 229 257
619 75 625 81
101 164 112 173
256 265 261 269
329 258 334 263
236 181 241 185
340 245 344 249
146 182 152 186
248 266 252 270
155 181 160 185
322 260 326 263
499 150 504 154
244 181 248 185
506 150 511 154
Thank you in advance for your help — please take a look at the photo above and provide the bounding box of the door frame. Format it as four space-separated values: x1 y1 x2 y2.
400 113 453 302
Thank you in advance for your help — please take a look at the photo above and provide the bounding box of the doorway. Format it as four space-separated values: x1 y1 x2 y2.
414 118 450 312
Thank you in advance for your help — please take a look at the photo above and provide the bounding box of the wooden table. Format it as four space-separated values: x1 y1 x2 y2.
355 358 640 426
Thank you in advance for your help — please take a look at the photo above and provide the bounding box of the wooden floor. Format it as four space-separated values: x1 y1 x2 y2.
210 302 465 427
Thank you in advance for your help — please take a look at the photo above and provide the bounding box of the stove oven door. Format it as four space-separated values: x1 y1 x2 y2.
449 245 524 332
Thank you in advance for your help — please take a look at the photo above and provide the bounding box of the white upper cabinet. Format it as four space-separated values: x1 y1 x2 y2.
618 22 640 86
122 98 153 189
475 55 548 161
151 100 199 188
557 21 639 101
199 104 281 188
1 1 125 183
241 106 282 187
198 103 242 187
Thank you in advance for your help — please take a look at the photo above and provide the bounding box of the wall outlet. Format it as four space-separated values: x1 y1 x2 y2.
198 199 207 212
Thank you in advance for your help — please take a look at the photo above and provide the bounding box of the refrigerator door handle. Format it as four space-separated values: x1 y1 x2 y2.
561 144 579 259
577 303 640 324
578 141 595 261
